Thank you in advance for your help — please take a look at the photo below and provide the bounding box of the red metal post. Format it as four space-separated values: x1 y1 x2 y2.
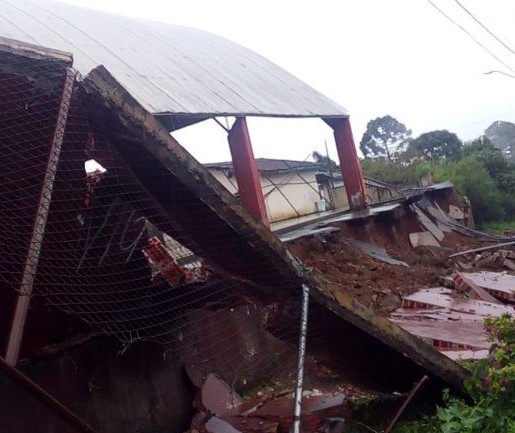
330 117 367 209
5 68 77 366
227 117 269 226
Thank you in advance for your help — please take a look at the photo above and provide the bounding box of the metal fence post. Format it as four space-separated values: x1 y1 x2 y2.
292 284 310 433
5 67 77 366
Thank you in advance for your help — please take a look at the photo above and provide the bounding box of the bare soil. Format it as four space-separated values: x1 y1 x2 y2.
286 209 487 314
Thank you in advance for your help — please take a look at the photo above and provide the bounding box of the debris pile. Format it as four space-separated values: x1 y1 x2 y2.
392 285 514 361
187 374 353 433
0 37 472 433
285 191 515 362
455 248 515 272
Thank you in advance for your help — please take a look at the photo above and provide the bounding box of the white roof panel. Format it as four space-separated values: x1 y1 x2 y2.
0 0 348 120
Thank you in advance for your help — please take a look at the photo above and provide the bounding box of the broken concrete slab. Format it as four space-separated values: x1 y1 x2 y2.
201 374 243 417
392 320 490 351
448 205 465 220
456 272 515 303
351 239 409 267
437 221 453 233
205 416 242 433
392 308 485 323
82 65 470 392
454 273 502 304
409 231 440 248
392 279 515 361
413 206 445 241
277 226 340 242
445 349 490 361
220 417 278 433
401 289 513 317
222 396 267 418
251 392 352 433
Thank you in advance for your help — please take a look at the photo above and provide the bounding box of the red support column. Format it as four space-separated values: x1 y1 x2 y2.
227 117 269 226
330 117 367 209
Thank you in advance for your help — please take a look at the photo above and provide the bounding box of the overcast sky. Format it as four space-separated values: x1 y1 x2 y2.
58 0 515 163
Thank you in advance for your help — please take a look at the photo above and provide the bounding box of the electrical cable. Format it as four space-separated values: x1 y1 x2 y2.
427 0 515 74
453 0 515 57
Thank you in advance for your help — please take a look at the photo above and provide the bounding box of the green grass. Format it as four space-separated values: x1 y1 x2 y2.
480 220 515 235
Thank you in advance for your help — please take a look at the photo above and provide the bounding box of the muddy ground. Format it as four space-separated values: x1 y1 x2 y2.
286 207 489 314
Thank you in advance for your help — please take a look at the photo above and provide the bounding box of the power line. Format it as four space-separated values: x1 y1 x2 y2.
454 0 515 57
484 70 515 80
426 0 515 74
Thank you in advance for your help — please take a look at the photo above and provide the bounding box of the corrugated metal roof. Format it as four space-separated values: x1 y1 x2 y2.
205 158 331 173
0 0 348 127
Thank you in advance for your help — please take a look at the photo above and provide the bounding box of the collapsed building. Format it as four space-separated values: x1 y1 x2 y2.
1 2 512 433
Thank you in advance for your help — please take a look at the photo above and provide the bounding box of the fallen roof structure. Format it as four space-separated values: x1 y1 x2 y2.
79 65 468 390
0 35 473 433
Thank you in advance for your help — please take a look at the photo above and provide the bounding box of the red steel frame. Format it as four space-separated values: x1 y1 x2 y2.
227 117 269 226
330 117 367 209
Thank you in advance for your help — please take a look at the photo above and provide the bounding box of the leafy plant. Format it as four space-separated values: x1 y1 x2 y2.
434 314 515 433
361 157 418 185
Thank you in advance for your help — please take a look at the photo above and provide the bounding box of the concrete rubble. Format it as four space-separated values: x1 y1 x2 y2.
409 231 441 248
393 264 515 361
286 190 514 365
82 64 472 394
188 373 352 433
2 36 507 433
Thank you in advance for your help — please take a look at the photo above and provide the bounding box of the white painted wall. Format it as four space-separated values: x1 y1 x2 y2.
261 171 323 222
209 168 331 223
209 168 396 224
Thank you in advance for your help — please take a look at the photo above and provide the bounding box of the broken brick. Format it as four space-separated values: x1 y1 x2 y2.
220 416 278 433
205 417 241 433
251 392 352 432
201 374 243 417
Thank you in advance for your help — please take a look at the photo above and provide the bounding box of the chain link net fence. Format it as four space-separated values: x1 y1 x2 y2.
0 45 315 396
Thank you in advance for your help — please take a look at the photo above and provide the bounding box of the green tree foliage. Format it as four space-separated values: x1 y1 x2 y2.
463 137 515 218
430 156 505 224
434 314 515 433
409 130 462 161
484 120 515 160
361 124 515 225
360 115 412 161
361 157 418 185
387 315 515 433
463 137 508 179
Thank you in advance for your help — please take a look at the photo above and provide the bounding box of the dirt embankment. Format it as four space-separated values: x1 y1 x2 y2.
286 207 486 314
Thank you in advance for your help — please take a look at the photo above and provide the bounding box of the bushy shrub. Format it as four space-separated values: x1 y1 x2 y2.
434 314 515 433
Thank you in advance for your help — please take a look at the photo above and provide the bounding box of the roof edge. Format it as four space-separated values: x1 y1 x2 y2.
0 36 73 64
